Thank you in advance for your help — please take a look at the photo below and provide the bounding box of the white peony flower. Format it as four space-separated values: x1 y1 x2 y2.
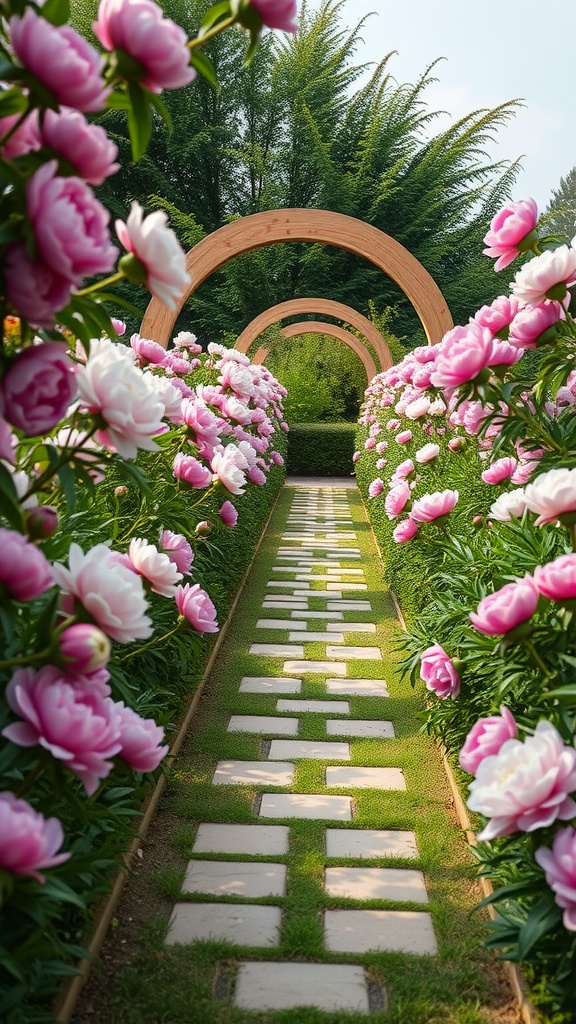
524 467 576 525
489 489 527 522
115 201 190 309
128 538 183 598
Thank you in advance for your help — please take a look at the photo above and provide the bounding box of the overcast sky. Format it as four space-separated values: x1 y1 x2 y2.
307 0 573 212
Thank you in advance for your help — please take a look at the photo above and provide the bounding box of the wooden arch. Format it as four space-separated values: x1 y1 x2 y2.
140 208 453 347
253 321 378 383
235 297 392 370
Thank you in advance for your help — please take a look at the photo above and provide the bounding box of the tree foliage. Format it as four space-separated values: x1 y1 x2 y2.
545 166 576 242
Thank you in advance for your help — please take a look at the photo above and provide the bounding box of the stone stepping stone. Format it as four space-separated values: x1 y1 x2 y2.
295 591 340 600
327 582 367 591
192 823 289 856
327 568 365 575
324 909 437 955
295 575 345 583
284 660 347 676
327 720 395 738
249 644 305 657
267 581 310 589
268 739 350 761
257 619 308 630
324 867 428 903
212 761 294 786
294 610 344 620
289 631 345 643
182 860 287 897
277 699 350 714
326 766 406 789
228 716 299 735
326 678 390 697
260 793 352 820
326 829 418 860
327 622 376 633
239 677 302 694
328 601 372 611
326 646 382 661
166 903 281 947
263 601 309 610
233 961 370 1014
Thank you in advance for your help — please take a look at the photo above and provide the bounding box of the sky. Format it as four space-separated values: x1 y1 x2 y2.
307 0 574 212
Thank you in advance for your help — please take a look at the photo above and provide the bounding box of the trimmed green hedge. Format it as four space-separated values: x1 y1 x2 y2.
287 422 356 476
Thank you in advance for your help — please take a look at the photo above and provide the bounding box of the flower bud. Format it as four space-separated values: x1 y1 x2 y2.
25 505 58 540
195 520 211 537
59 623 111 674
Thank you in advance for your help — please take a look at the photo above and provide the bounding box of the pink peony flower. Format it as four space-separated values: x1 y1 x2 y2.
0 792 70 882
159 529 193 575
2 342 77 435
482 198 538 271
419 642 460 699
52 542 152 644
467 721 576 840
116 202 190 309
211 445 248 496
219 500 238 526
248 465 267 486
175 583 219 633
535 827 576 931
396 429 413 444
411 489 459 523
391 459 415 483
448 436 466 452
524 468 576 526
512 246 576 307
386 418 400 431
173 331 201 353
368 478 384 498
415 443 440 464
364 436 376 450
28 161 117 286
534 554 576 603
0 528 53 601
249 0 298 31
173 452 212 489
40 108 119 185
3 665 123 795
510 460 538 486
0 111 40 159
385 482 411 520
59 624 111 674
474 295 521 333
25 506 59 541
181 397 223 457
10 8 109 111
114 703 168 773
404 395 431 419
4 242 72 327
270 451 284 467
93 0 195 92
508 301 566 349
469 574 539 636
129 333 167 366
375 441 388 453
431 323 494 388
392 517 419 543
459 706 518 775
128 537 183 597
481 457 517 484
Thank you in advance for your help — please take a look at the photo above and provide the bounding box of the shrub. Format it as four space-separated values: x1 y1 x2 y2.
287 422 356 476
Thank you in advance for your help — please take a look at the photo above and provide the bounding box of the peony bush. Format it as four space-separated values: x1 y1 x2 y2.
356 199 576 1017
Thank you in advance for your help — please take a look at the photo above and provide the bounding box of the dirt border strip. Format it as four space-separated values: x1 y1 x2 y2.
54 488 283 1024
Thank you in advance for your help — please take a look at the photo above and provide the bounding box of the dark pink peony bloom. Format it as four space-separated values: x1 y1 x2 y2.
159 529 194 575
249 0 298 30
248 465 267 486
2 342 77 435
40 108 119 185
4 242 72 327
431 323 494 389
219 501 238 527
0 792 70 882
534 554 576 603
173 452 212 489
385 482 410 520
26 505 58 541
482 198 538 271
536 827 576 931
0 527 53 601
459 706 518 775
392 517 419 543
469 574 539 636
114 703 168 773
59 623 111 674
419 642 460 699
368 478 384 498
93 0 195 92
474 295 521 333
175 583 219 633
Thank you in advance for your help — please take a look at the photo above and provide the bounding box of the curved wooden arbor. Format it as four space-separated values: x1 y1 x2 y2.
253 321 378 383
235 297 392 370
140 209 453 348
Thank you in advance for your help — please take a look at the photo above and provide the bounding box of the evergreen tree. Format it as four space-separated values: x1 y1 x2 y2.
545 166 576 241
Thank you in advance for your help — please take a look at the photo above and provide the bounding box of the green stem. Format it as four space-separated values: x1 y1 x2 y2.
15 759 44 799
76 271 125 297
22 424 99 501
522 638 555 680
188 14 237 48
0 614 76 671
0 103 32 152
119 623 183 661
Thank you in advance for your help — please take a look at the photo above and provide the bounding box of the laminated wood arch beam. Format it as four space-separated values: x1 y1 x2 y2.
254 321 378 384
140 208 453 348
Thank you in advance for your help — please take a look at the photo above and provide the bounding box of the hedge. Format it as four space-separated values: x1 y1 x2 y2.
287 422 356 476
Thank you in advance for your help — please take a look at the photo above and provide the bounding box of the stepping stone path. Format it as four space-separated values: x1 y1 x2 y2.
165 483 438 1015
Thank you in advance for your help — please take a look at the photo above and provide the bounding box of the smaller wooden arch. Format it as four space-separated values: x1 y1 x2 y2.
254 321 378 383
235 297 392 370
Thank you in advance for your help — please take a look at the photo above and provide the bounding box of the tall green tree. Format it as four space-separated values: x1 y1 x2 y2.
545 166 576 241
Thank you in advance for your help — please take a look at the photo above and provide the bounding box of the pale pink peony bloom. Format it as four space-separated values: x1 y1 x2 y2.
385 482 411 520
0 792 70 882
173 331 202 353
219 361 256 399
59 624 111 674
489 488 527 522
535 827 576 931
392 517 419 543
128 537 183 597
524 467 576 525
2 341 77 435
386 418 400 431
512 246 576 307
375 441 388 453
411 489 459 523
404 396 431 420
534 554 576 603
474 295 521 333
222 395 252 424
488 337 524 368
376 458 387 470
3 665 123 795
162 352 191 376
175 583 219 633
173 452 212 489
396 429 413 444
467 721 576 840
116 202 190 309
4 242 72 327
415 443 440 464
93 0 195 92
391 458 415 483
481 457 517 484
431 323 494 388
159 530 193 575
114 703 168 773
249 0 298 31
142 371 183 423
40 108 119 185
368 478 384 498
469 574 539 636
459 706 518 775
510 460 539 486
219 500 238 527
211 445 248 495
112 318 126 335
448 437 466 452
482 198 538 271
0 528 53 602
76 338 166 459
419 643 460 699
10 8 109 111
508 301 566 349
364 436 376 450
53 542 152 644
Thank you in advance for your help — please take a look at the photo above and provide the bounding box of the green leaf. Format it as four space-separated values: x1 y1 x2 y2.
0 89 27 118
189 51 220 92
517 897 562 959
146 89 173 129
95 291 143 317
0 462 24 530
199 1 231 33
105 91 132 111
56 462 76 510
541 684 576 702
41 0 70 26
127 82 152 163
